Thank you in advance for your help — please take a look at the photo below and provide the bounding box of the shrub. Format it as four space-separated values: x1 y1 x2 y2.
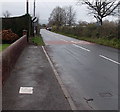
0 29 19 43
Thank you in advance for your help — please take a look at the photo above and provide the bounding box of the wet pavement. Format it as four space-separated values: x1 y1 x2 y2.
41 29 119 110
2 45 71 110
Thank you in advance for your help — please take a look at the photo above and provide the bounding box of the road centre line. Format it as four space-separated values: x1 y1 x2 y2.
73 44 90 52
60 39 68 42
71 41 75 43
63 40 68 42
99 55 120 65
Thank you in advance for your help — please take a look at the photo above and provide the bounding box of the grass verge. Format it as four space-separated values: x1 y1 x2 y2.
53 31 120 49
30 35 45 46
0 44 10 52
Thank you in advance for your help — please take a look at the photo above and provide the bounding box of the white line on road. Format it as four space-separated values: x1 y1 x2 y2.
99 55 120 65
73 44 90 52
60 39 68 42
63 40 68 42
42 46 77 110
71 41 77 43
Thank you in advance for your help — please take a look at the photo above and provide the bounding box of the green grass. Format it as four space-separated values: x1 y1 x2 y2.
53 31 120 49
0 44 10 52
30 36 45 46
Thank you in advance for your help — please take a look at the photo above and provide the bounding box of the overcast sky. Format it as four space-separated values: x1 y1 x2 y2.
0 0 118 24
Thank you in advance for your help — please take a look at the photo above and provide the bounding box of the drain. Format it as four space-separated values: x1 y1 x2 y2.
99 92 113 97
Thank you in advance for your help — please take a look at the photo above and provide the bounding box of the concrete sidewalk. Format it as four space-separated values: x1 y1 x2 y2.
2 45 71 110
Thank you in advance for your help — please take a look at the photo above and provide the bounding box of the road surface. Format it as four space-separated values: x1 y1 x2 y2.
40 29 119 110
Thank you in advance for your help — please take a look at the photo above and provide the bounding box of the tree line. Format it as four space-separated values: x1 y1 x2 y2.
48 6 76 27
48 0 120 26
47 0 120 48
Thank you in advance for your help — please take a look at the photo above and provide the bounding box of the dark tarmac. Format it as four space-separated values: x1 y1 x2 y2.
41 29 119 110
2 45 71 110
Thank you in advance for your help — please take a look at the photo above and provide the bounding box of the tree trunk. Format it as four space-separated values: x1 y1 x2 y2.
99 18 103 26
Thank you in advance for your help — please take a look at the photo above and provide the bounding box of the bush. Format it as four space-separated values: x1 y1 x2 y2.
51 21 119 48
0 29 19 43
52 20 118 39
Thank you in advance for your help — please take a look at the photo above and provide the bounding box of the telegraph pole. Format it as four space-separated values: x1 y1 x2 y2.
34 0 35 17
26 0 29 42
118 3 120 40
33 0 36 36
26 0 29 14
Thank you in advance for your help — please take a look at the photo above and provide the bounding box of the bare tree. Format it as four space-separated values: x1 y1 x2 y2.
48 6 66 26
64 6 76 26
78 0 120 25
3 10 11 18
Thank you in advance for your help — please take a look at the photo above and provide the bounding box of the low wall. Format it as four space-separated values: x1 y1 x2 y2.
2 35 27 85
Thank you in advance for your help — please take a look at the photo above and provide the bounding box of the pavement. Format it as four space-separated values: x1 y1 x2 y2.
2 45 71 110
41 29 119 110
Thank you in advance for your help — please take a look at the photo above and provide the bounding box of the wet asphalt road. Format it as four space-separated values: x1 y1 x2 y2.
41 29 119 110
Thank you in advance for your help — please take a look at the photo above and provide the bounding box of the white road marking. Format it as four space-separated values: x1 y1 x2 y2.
19 87 33 94
71 41 75 43
73 44 90 52
99 55 120 65
63 40 68 42
60 39 63 41
60 39 68 42
71 41 78 43
42 46 77 110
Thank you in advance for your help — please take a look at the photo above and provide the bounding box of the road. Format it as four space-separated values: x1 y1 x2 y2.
40 29 119 110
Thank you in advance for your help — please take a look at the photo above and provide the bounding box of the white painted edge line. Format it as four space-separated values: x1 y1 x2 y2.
42 46 77 110
99 55 120 65
73 44 90 52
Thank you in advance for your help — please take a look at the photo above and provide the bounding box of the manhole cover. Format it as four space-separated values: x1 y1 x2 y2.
99 92 112 97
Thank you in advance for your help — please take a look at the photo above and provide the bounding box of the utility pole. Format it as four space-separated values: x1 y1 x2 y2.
26 0 29 42
33 0 36 36
26 0 29 14
118 3 120 39
34 0 35 17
